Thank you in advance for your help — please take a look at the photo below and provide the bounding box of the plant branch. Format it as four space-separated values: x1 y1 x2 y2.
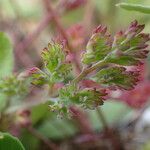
43 0 81 73
69 106 93 134
14 14 52 67
72 60 107 84
14 0 64 68
96 108 109 130
96 108 124 150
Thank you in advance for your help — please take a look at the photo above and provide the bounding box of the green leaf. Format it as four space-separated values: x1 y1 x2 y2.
51 63 72 82
82 25 111 64
0 132 25 150
57 85 106 113
92 66 138 90
0 94 7 111
76 88 105 109
29 67 48 86
116 3 150 14
105 54 140 66
38 117 77 140
83 21 150 66
105 21 150 66
0 75 30 112
41 43 65 72
20 131 39 150
49 84 78 117
41 42 72 83
0 32 14 111
0 32 14 78
0 75 30 98
31 101 52 124
59 84 78 105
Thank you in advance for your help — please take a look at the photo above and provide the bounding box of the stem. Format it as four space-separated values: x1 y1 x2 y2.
69 106 93 134
15 14 52 67
15 0 65 68
72 60 107 84
26 126 59 150
96 108 109 130
43 0 81 73
96 108 125 150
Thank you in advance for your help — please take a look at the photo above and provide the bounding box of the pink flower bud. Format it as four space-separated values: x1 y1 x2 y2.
28 67 40 75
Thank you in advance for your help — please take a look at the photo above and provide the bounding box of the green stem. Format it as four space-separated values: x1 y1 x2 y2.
96 108 109 130
27 126 59 150
96 108 125 150
72 60 107 84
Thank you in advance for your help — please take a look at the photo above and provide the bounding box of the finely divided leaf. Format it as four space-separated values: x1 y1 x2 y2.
0 75 30 97
41 43 65 72
59 85 106 110
28 67 48 86
83 21 150 66
82 25 111 64
92 66 139 90
105 21 150 66
76 88 106 109
41 42 72 83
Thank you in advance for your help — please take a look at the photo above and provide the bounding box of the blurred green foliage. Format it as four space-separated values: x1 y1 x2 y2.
117 3 150 14
0 32 13 111
0 0 150 149
0 132 25 150
0 32 13 78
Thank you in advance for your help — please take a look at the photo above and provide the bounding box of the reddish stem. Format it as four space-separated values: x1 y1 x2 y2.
14 14 52 68
27 126 59 150
43 0 81 73
69 106 93 134
97 108 124 150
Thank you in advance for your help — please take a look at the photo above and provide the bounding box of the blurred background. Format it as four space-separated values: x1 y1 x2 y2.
0 0 150 150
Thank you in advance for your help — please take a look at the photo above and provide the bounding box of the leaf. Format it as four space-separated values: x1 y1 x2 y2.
20 131 39 150
0 75 30 112
105 21 150 66
82 21 150 66
0 94 7 111
37 117 77 139
0 75 30 98
0 132 25 150
54 85 106 114
31 101 52 124
59 84 78 105
92 66 139 90
28 67 48 86
0 32 14 111
116 3 150 14
40 42 72 83
76 88 106 109
0 32 14 78
41 43 65 72
49 84 78 117
82 25 111 64
51 63 72 82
